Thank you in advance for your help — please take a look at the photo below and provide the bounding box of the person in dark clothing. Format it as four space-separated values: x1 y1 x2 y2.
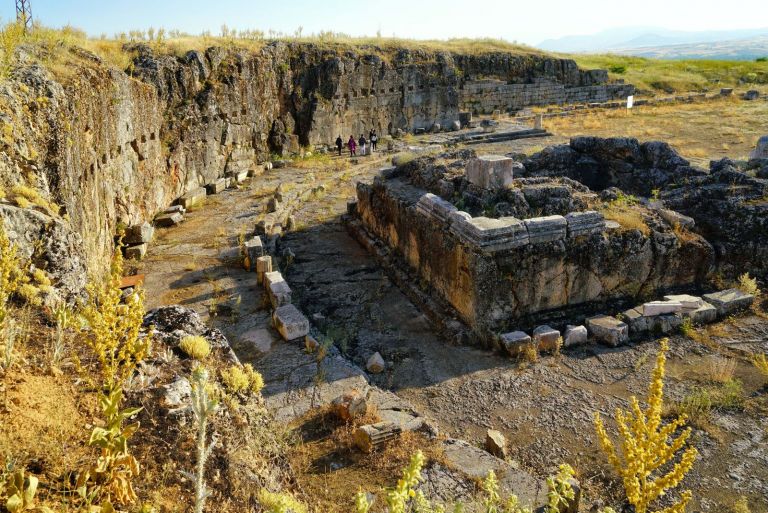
347 135 356 156
369 129 378 152
359 134 367 155
335 135 343 156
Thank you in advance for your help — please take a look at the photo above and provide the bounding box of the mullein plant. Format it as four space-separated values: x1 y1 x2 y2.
185 366 219 513
594 339 697 513
77 247 151 509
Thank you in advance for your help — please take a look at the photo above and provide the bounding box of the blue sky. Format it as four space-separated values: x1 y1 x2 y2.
0 0 765 45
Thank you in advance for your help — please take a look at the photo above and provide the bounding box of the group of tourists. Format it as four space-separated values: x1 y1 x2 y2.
335 129 378 157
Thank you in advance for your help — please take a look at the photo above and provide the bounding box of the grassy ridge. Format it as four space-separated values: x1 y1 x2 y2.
569 53 768 93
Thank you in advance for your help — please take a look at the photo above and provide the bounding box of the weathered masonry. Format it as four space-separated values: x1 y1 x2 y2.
349 152 716 345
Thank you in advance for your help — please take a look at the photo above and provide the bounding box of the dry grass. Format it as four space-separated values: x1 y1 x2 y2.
545 96 768 166
601 205 651 235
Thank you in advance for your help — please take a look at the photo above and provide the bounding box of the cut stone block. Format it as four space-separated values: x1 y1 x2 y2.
415 193 457 224
267 197 280 213
164 205 186 215
682 301 717 325
124 243 147 260
244 236 264 271
565 211 605 238
205 178 227 195
264 271 291 308
256 256 272 284
332 392 369 421
586 315 629 347
272 304 309 341
229 170 249 183
663 294 703 310
155 212 184 228
659 209 695 229
500 331 532 357
563 325 588 347
622 308 651 335
703 289 755 317
354 422 402 453
524 215 567 244
452 216 529 252
123 222 154 245
178 187 206 209
466 155 518 189
532 325 561 352
751 135 768 159
643 301 683 316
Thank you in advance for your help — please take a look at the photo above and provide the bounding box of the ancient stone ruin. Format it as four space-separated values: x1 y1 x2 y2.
347 138 765 346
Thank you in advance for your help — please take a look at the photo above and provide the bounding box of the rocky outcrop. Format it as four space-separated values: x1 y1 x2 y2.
522 137 706 195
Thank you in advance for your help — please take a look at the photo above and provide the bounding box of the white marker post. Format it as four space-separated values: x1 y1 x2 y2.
626 95 634 116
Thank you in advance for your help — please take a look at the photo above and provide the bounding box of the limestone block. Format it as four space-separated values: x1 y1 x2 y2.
663 294 703 309
524 215 567 244
124 243 147 260
354 422 401 453
703 289 754 317
466 155 517 189
265 271 292 308
649 314 683 335
659 209 695 229
256 255 272 284
743 90 760 100
682 302 718 325
366 352 385 373
124 222 154 245
622 308 651 334
154 212 183 228
565 211 604 238
267 197 280 213
485 429 507 459
452 216 529 252
532 325 561 352
244 236 264 271
415 193 458 223
751 135 768 159
164 205 186 215
449 210 473 226
586 315 629 347
272 304 309 341
500 331 532 356
230 170 249 183
205 178 227 195
178 187 206 209
643 301 683 316
563 325 588 347
264 161 274 171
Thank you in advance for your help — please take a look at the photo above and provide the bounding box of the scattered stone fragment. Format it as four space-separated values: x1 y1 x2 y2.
366 352 385 373
123 222 154 245
272 304 310 341
354 422 402 453
586 315 628 347
124 243 147 260
743 89 760 100
532 325 561 352
658 209 695 229
154 212 184 228
682 301 717 325
267 197 280 213
642 300 683 316
244 236 264 271
563 325 588 347
256 255 272 284
263 161 273 171
304 335 319 352
703 289 754 317
178 187 206 209
205 178 227 195
164 205 185 215
485 429 507 459
332 391 369 421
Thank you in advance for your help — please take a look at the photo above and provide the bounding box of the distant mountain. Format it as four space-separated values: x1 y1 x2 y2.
537 27 768 56
614 35 768 61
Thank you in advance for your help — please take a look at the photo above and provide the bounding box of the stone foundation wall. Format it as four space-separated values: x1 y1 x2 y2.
354 173 713 343
459 79 635 115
